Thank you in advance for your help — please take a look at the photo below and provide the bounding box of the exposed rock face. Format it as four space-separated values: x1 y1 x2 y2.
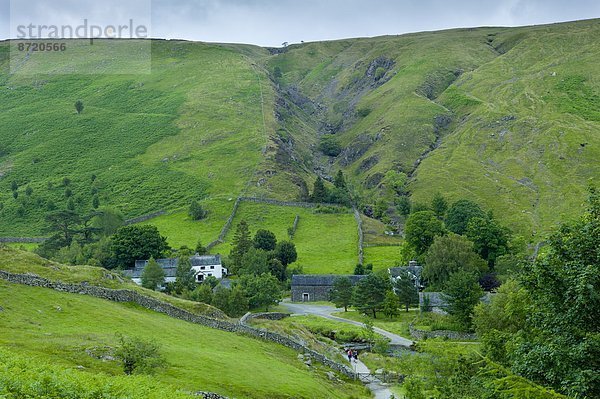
359 155 379 173
365 56 396 85
339 133 380 166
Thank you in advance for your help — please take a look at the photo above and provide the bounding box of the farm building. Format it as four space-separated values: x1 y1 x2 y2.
124 254 227 286
290 274 366 302
291 261 424 302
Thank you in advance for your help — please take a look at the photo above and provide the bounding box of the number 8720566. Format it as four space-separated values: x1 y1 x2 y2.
17 42 67 52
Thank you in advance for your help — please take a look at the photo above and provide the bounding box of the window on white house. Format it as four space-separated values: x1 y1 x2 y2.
210 266 215 269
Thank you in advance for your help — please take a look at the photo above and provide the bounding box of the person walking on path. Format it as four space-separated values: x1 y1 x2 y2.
352 349 359 363
346 349 353 363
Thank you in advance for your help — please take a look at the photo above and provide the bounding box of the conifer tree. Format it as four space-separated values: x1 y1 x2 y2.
311 176 328 203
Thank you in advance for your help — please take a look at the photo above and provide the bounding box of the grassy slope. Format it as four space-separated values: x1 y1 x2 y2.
0 246 226 317
0 281 366 399
411 20 600 237
0 40 269 235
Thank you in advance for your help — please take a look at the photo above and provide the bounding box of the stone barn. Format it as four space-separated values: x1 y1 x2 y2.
291 275 366 302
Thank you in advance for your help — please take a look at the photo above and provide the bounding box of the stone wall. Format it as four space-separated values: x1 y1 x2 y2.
353 207 364 265
239 312 356 378
291 285 332 302
420 292 493 313
0 270 356 379
0 237 47 243
124 210 166 225
289 215 300 238
238 197 345 209
206 198 241 250
408 323 477 341
244 312 291 321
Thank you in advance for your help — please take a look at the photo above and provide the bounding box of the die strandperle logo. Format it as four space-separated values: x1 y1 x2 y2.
15 19 149 42
10 1 152 75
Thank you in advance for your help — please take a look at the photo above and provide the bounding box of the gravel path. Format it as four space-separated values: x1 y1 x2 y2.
281 300 413 399
281 300 414 347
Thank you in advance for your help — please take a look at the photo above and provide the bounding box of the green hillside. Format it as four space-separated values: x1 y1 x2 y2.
264 19 600 239
1 19 599 245
0 249 366 398
0 40 273 236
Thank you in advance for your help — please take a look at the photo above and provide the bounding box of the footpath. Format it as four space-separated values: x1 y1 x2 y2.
281 300 408 399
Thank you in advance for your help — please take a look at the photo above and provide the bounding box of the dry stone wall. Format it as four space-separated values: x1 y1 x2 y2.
240 312 356 378
408 323 477 341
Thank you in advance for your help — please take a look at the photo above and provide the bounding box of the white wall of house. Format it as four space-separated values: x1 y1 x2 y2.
191 264 227 281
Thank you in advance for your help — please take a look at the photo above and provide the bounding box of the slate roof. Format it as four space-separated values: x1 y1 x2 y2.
190 254 221 267
291 274 366 286
214 278 233 292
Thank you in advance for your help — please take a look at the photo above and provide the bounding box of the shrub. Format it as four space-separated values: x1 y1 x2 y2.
75 100 84 114
114 335 165 375
188 200 208 220
356 107 371 118
318 135 342 156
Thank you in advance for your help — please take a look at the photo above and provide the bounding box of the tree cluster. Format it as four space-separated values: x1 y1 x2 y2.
472 187 600 398
229 220 297 281
309 171 352 207
329 271 418 318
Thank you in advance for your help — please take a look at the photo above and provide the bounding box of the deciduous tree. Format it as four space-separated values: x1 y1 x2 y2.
510 187 600 398
141 257 165 291
111 225 169 268
240 273 282 311
442 271 483 330
381 290 400 318
466 216 510 268
431 192 448 219
274 241 297 266
405 210 445 255
188 200 207 220
445 199 485 235
175 256 195 294
114 335 164 375
423 233 488 288
74 100 84 114
253 229 277 251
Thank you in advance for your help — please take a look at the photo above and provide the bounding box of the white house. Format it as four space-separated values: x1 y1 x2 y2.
190 254 227 282
124 254 227 286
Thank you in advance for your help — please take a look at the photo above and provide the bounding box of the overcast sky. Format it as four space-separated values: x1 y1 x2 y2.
1 0 599 46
